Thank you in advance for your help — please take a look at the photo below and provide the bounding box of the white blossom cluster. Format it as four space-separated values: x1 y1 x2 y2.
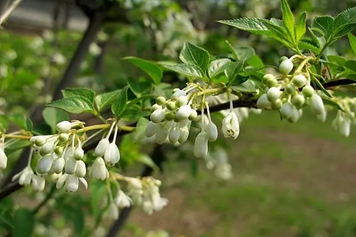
257 57 326 123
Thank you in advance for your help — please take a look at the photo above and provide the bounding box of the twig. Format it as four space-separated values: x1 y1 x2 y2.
0 0 21 26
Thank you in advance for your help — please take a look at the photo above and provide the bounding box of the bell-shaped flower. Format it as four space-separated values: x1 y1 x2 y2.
178 127 189 143
75 160 86 177
36 154 54 174
280 102 294 119
194 131 209 158
52 157 65 174
89 157 109 180
31 175 45 191
114 190 132 208
145 121 158 138
155 127 168 144
103 202 119 220
104 143 120 166
94 138 110 157
56 174 87 192
168 127 180 143
339 117 352 137
205 122 218 142
266 87 282 102
56 121 72 133
150 109 165 123
65 156 78 174
175 105 192 121
0 148 8 169
221 112 240 139
279 58 294 75
257 94 271 109
310 94 325 115
12 166 34 186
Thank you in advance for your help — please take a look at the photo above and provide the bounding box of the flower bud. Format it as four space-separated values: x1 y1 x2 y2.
171 89 186 99
279 56 288 63
271 99 282 110
155 127 168 144
267 87 281 102
302 85 314 98
257 94 271 109
36 154 54 174
205 122 218 142
292 74 307 88
285 84 296 94
31 175 45 191
65 157 77 174
280 102 294 119
175 105 191 121
56 174 67 189
150 109 165 123
150 104 162 112
279 59 294 75
189 110 198 120
58 133 69 142
166 101 176 110
145 121 158 137
115 190 131 208
178 127 189 143
94 138 110 157
75 160 86 177
89 157 109 180
168 127 180 143
176 96 188 106
164 111 175 121
54 146 63 156
310 94 325 115
73 147 84 160
0 148 7 169
263 74 278 87
287 107 302 123
194 131 209 158
40 142 54 155
156 96 166 106
66 175 79 192
34 137 46 146
56 121 72 133
317 109 327 122
104 143 120 166
53 157 65 173
339 118 351 137
292 94 305 108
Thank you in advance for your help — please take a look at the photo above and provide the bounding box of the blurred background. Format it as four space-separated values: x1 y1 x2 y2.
2 0 356 236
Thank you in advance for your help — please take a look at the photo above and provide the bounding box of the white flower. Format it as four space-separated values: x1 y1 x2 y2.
52 157 65 174
280 102 294 119
13 166 34 186
279 58 293 75
150 109 165 123
56 121 72 133
89 157 109 180
0 148 7 169
214 163 232 180
104 143 120 166
178 127 190 143
205 122 218 142
155 126 168 144
168 127 180 143
65 156 78 174
75 160 86 177
36 154 54 174
114 190 131 208
31 175 46 191
56 174 87 192
339 118 352 137
94 138 110 157
175 105 192 121
145 121 158 137
221 112 240 139
266 87 281 102
104 202 119 220
310 94 325 115
256 94 271 109
194 131 209 158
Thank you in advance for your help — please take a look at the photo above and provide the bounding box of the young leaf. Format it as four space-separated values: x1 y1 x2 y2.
208 58 231 78
224 61 244 83
13 208 34 237
226 43 255 62
161 63 204 78
347 33 356 55
179 42 210 72
42 107 70 133
280 0 296 42
344 60 356 72
9 114 33 131
299 38 321 54
295 12 307 42
127 79 151 97
95 89 123 112
134 117 149 141
123 56 163 85
332 7 356 39
120 108 150 121
62 88 95 102
218 18 293 48
311 16 334 38
111 86 128 117
247 55 265 68
47 96 95 114
135 154 159 171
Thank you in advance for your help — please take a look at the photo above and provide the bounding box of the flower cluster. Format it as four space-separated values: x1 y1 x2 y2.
257 57 326 123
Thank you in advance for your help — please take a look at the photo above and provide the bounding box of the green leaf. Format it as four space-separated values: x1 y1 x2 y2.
332 7 356 39
299 38 321 53
95 89 123 112
125 94 154 108
127 79 152 97
327 55 347 67
162 63 204 78
9 114 33 131
135 154 159 171
42 107 70 133
179 42 210 72
134 117 149 141
13 208 34 237
280 0 296 42
344 60 356 72
111 86 128 116
120 107 150 121
62 88 95 102
47 96 95 114
4 140 31 155
218 18 293 48
224 61 244 84
312 77 332 97
231 80 258 93
347 33 356 55
323 97 344 111
225 40 255 61
247 55 265 68
208 58 231 78
123 56 163 85
311 15 334 38
295 12 307 42
61 205 84 235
